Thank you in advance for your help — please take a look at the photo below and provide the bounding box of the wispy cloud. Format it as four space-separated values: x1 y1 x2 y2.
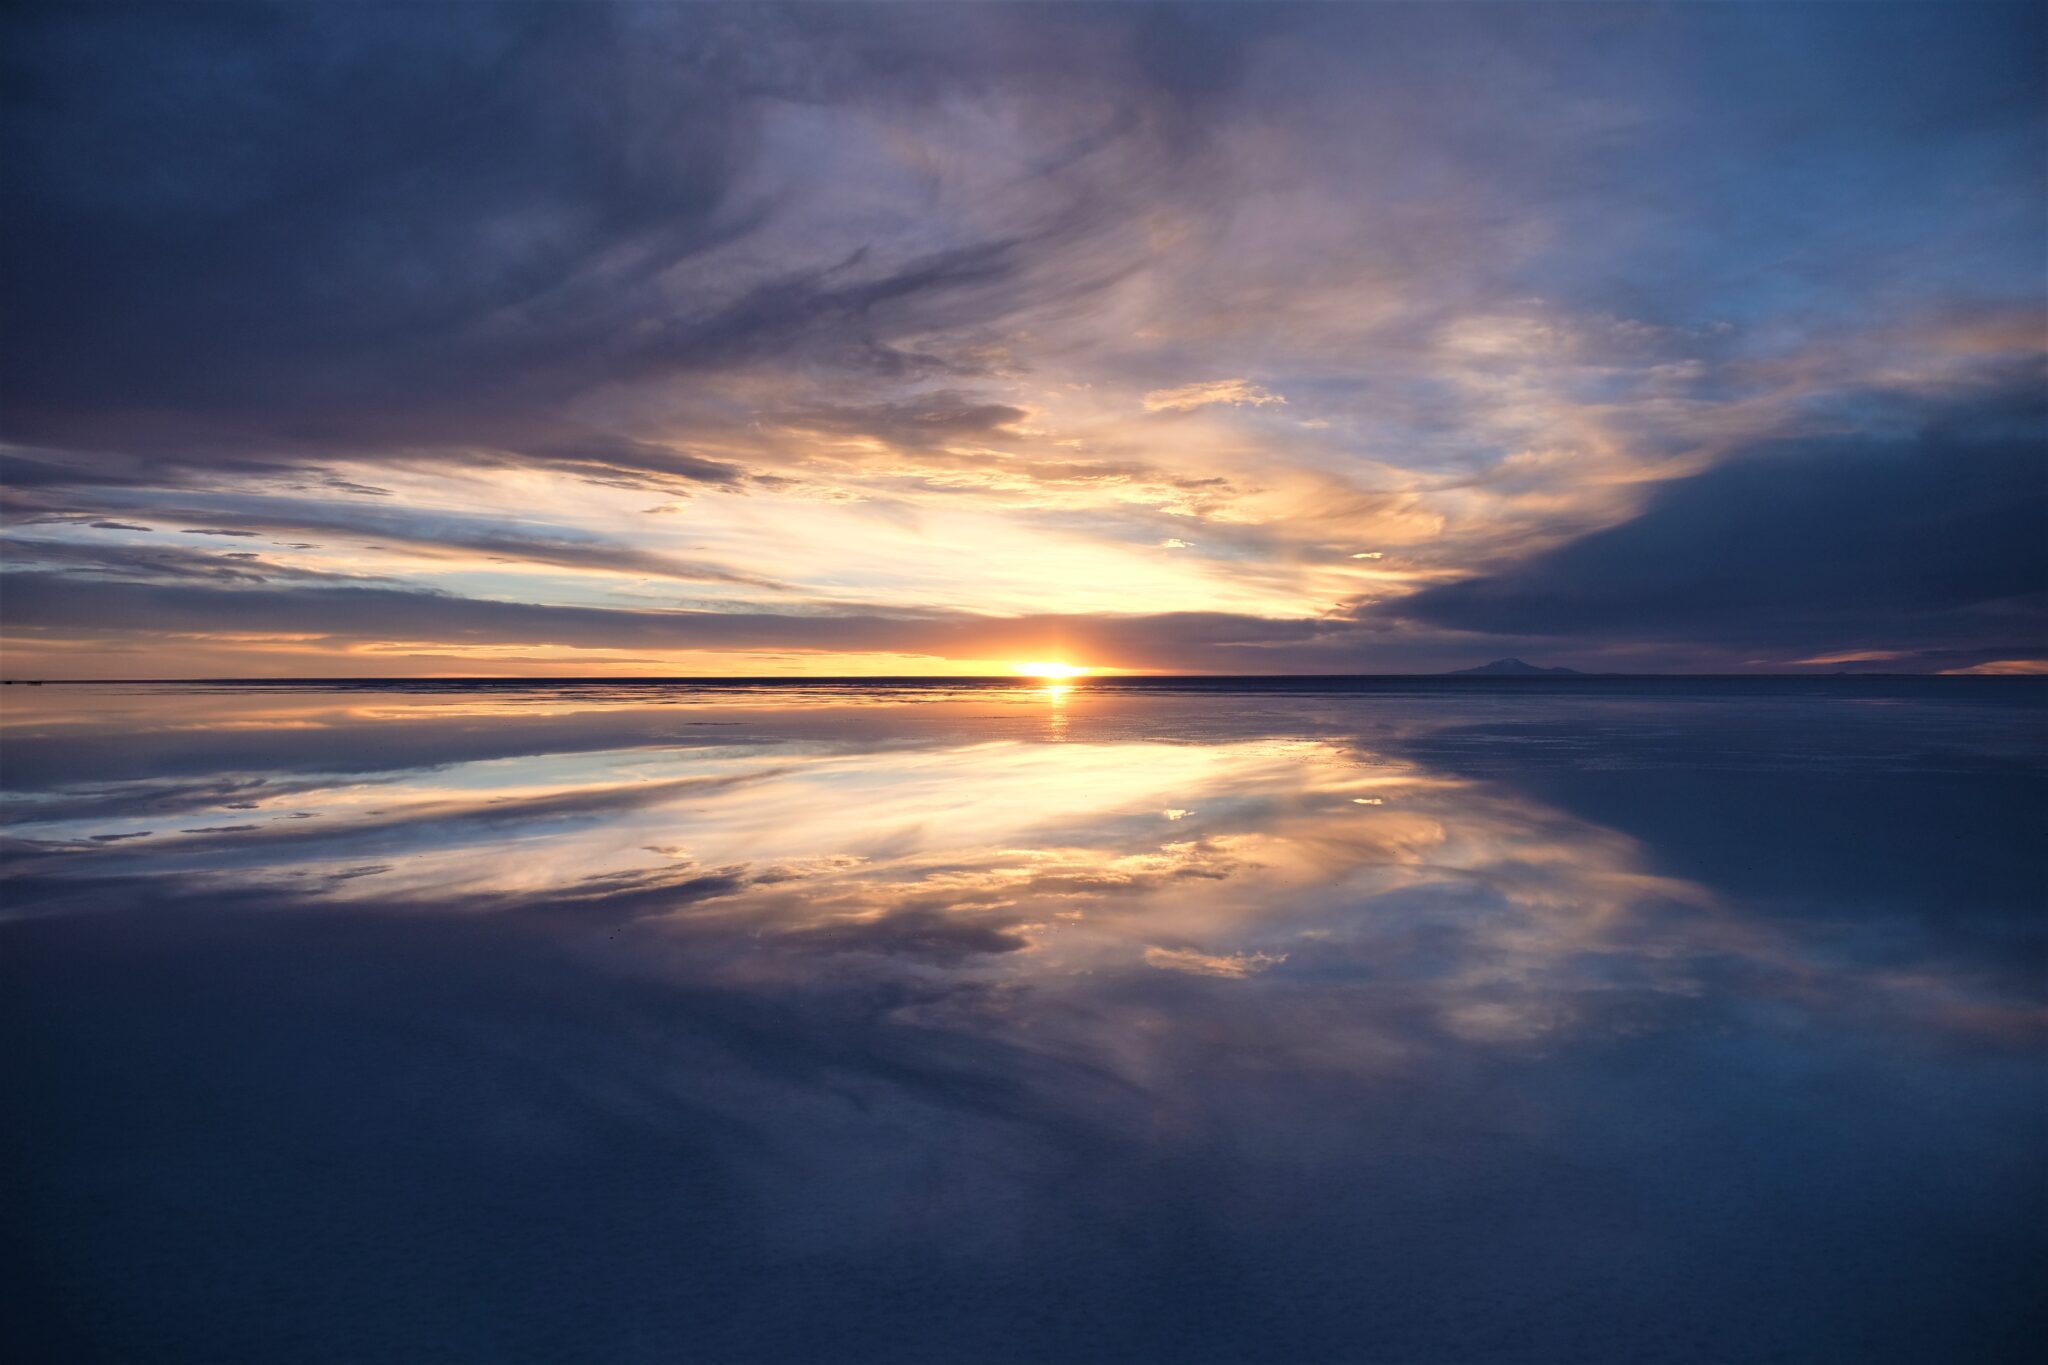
1141 380 1287 414
1144 946 1287 978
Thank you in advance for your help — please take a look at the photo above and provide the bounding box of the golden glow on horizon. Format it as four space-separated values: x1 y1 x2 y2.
1012 661 1088 680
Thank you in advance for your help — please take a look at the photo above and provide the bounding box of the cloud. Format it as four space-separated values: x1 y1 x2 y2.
771 393 1030 450
1945 659 2048 677
2 2 2043 674
1143 946 1286 978
0 0 1240 470
0 570 1348 669
4 3 737 448
1 538 376 586
1141 379 1286 413
1 769 791 879
777 907 1033 964
6 471 788 588
1399 376 2048 658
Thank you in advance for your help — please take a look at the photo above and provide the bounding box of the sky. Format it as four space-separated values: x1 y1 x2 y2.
2 0 2043 678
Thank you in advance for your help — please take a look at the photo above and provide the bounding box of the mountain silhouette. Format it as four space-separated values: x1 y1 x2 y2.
1448 658 1583 676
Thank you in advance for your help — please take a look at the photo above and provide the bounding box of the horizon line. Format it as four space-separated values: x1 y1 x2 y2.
3 672 2038 686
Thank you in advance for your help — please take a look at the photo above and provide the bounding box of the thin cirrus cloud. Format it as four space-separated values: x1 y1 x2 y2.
1 1 2042 676
1141 380 1287 414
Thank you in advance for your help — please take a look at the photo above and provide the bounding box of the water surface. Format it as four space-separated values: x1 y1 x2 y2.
5 680 2044 1363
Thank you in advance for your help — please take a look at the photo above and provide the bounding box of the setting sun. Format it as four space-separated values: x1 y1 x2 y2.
1011 661 1089 680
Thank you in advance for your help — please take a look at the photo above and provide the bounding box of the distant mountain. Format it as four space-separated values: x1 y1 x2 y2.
1448 658 1583 676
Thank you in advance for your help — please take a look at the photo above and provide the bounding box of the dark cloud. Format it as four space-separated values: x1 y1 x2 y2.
1400 377 2048 657
775 392 1031 449
776 907 1033 965
513 435 750 492
2 538 372 585
500 864 753 926
0 1 1220 469
3 1 750 450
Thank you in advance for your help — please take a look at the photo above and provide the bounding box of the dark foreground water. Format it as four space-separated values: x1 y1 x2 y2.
4 679 2044 1364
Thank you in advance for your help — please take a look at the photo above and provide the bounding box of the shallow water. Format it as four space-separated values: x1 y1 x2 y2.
5 680 2044 1363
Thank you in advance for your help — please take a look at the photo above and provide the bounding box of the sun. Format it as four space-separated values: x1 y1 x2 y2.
1011 661 1088 680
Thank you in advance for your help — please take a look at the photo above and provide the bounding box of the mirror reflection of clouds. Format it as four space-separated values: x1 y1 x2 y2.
7 683 2043 1362
8 684 2037 1064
